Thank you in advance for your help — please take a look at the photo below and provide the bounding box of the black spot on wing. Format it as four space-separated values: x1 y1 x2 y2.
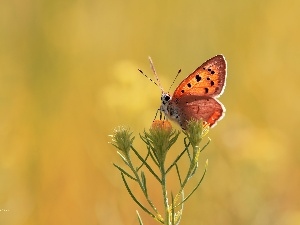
195 74 201 82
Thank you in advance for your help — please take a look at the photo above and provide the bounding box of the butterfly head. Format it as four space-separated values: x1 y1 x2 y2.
160 92 171 115
160 92 180 121
161 93 171 105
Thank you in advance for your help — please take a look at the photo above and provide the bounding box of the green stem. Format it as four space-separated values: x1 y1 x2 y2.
173 145 199 207
126 152 161 220
161 164 170 225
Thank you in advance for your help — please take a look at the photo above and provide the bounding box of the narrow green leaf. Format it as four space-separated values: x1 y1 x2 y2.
166 147 187 174
131 146 161 183
200 138 211 152
185 141 192 162
141 171 147 195
139 133 149 144
113 164 137 181
175 191 184 225
121 173 156 218
183 137 191 149
190 161 198 177
136 210 144 225
116 151 129 166
174 167 207 209
148 146 159 167
171 192 175 225
168 132 180 147
175 164 182 186
137 149 150 172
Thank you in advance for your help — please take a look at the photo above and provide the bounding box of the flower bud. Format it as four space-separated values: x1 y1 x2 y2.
110 126 134 155
143 120 180 165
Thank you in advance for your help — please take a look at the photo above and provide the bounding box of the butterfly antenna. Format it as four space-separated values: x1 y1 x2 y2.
138 69 159 87
148 56 164 93
168 69 181 93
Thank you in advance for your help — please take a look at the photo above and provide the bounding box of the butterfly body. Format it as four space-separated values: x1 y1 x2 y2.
160 55 227 129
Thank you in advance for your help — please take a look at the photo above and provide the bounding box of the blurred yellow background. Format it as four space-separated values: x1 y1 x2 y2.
1 0 300 224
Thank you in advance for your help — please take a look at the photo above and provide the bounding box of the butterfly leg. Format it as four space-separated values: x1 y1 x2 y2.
152 108 161 122
152 108 167 121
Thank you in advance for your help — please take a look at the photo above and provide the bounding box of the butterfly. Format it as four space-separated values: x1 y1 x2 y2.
140 55 227 130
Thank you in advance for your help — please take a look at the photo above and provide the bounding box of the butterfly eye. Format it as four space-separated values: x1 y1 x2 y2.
165 95 170 101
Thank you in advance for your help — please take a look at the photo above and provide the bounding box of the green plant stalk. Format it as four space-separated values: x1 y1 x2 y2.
110 120 211 225
125 150 164 223
160 163 170 225
173 144 200 208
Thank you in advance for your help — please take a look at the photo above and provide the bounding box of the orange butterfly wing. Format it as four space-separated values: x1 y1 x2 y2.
172 55 227 99
175 95 225 129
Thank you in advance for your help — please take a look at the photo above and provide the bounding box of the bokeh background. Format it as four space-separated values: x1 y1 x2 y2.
1 0 300 224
